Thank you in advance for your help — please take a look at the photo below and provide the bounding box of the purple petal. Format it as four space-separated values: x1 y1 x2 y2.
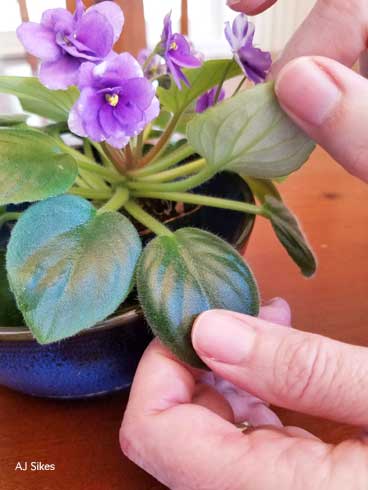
17 23 60 62
87 1 124 43
161 12 173 45
75 11 114 59
106 133 130 149
41 8 74 33
78 62 96 89
77 88 106 141
237 46 272 83
166 58 189 89
39 55 81 90
121 78 155 110
196 92 209 113
114 102 144 135
68 103 86 137
169 34 202 68
73 0 85 24
60 37 100 62
98 103 121 135
91 53 143 88
143 96 160 124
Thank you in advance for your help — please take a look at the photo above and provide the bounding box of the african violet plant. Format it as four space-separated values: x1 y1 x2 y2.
0 1 316 367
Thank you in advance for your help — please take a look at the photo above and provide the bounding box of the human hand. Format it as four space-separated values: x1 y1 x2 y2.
228 0 368 183
120 299 368 489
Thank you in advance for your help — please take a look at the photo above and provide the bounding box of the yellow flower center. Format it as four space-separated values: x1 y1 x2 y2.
170 41 178 50
105 93 119 107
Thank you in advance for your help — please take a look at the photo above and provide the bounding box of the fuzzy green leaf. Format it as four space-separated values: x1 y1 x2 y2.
137 227 259 367
0 251 23 326
6 196 142 343
158 59 241 114
0 128 78 205
187 82 315 179
263 196 317 277
0 76 78 122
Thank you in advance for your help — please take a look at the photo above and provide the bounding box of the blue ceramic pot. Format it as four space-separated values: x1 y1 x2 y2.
0 173 255 398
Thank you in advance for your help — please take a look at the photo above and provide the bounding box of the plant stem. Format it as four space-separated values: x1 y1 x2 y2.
135 132 144 160
101 142 128 174
91 142 115 169
61 144 126 183
131 191 266 216
124 200 174 237
68 188 113 200
137 158 206 183
232 76 247 97
137 112 182 168
127 167 215 193
0 212 21 228
214 59 233 103
125 143 135 168
97 186 130 214
142 44 160 72
129 144 195 178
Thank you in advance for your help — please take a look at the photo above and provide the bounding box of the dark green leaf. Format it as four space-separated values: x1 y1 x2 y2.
137 227 259 367
0 128 78 205
187 82 315 179
0 251 23 326
0 114 28 127
0 76 78 122
263 196 317 277
6 195 142 343
158 59 241 114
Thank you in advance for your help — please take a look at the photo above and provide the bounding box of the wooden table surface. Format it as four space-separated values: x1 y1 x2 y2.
1 146 368 490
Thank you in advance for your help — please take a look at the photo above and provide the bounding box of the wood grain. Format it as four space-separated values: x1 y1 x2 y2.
1 146 367 489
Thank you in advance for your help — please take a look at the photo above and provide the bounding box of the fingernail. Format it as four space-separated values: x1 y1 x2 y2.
227 0 241 6
275 57 342 126
192 311 255 364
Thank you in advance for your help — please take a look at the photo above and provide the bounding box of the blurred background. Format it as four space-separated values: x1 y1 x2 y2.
0 0 315 113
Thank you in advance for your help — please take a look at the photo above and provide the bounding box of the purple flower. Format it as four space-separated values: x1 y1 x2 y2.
137 48 167 79
68 53 160 148
196 86 225 113
17 0 124 90
160 13 202 89
225 14 271 84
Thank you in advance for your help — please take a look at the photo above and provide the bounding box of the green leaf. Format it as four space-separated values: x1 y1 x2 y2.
187 82 315 179
158 59 241 114
6 195 142 343
0 251 23 326
0 76 78 122
0 114 28 127
241 175 281 202
0 128 78 205
137 227 259 367
263 196 316 277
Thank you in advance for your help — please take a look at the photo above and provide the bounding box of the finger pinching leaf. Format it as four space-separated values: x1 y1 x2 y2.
6 195 142 343
137 227 260 368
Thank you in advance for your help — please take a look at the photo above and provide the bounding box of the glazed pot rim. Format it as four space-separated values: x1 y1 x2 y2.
0 307 143 342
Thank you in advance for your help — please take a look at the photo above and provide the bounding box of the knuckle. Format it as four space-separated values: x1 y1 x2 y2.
346 145 368 180
273 334 329 404
119 416 143 463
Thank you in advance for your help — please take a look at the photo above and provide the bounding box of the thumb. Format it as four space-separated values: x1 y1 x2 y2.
192 309 368 426
275 56 368 182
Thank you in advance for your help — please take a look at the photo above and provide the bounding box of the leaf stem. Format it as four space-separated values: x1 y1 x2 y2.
97 186 130 214
136 158 206 183
131 191 266 216
137 112 182 168
127 167 215 193
129 144 195 178
0 212 21 228
214 59 233 103
68 188 113 200
232 76 247 97
124 200 174 237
